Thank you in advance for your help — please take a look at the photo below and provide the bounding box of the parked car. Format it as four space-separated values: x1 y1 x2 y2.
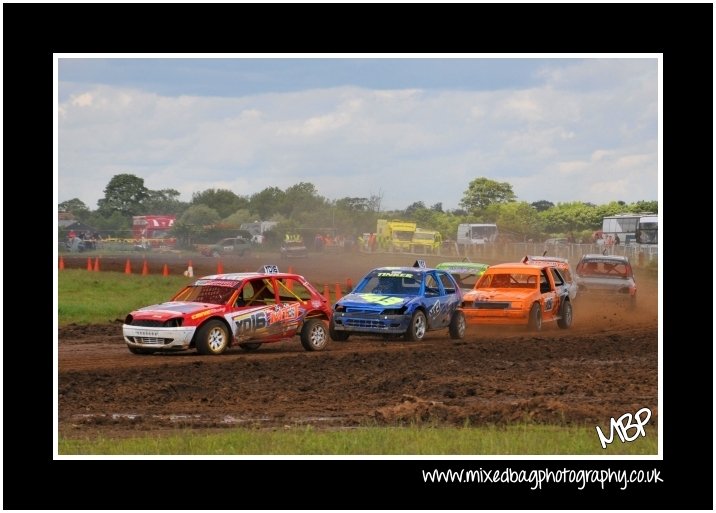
200 237 252 257
122 265 332 355
280 240 308 258
461 261 573 331
574 254 637 308
330 261 465 341
521 255 577 301
436 261 489 292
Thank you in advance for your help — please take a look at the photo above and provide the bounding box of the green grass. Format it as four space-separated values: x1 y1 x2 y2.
58 424 658 456
58 270 192 325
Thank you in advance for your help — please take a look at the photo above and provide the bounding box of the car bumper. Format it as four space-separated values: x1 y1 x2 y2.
462 307 529 325
123 325 197 351
331 312 411 335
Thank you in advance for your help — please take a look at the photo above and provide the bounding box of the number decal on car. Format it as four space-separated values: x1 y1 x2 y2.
544 297 553 311
358 294 405 306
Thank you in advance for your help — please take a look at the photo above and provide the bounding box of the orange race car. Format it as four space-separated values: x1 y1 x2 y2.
461 261 574 331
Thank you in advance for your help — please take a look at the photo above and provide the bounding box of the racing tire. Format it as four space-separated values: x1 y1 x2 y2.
557 300 573 329
527 303 542 332
301 319 329 351
448 310 466 339
404 310 427 341
239 342 262 351
329 319 350 341
128 346 155 355
195 320 230 355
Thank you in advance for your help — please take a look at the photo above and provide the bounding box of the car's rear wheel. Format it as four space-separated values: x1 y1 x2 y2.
449 310 466 339
195 320 230 355
128 346 156 355
301 319 329 351
557 300 573 329
329 319 350 341
527 303 542 331
404 310 427 341
239 342 262 351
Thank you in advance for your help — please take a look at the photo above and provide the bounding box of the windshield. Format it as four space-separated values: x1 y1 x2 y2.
476 273 537 289
577 261 631 278
172 283 237 304
355 271 421 295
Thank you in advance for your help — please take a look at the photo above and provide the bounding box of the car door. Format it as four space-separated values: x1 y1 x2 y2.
423 271 451 328
538 268 559 321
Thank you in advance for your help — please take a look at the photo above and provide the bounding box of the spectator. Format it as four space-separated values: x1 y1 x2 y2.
614 234 620 245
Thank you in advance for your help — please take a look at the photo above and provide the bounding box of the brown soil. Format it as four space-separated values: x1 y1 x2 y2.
58 251 658 440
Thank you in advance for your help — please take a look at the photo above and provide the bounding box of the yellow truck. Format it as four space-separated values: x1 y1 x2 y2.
376 219 416 252
410 228 443 254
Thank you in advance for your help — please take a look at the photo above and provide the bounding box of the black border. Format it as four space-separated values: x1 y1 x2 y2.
6 2 712 510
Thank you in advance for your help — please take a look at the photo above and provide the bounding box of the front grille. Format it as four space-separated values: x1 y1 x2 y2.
131 319 164 327
344 319 387 329
472 301 510 310
131 337 172 345
345 307 382 314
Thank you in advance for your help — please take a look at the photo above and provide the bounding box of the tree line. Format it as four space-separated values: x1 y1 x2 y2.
59 173 658 247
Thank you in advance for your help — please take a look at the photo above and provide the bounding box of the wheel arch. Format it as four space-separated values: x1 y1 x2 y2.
190 316 234 349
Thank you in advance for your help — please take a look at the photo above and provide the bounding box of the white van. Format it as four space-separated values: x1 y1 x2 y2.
457 223 498 245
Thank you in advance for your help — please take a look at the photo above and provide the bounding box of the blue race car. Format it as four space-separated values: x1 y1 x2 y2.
329 260 466 341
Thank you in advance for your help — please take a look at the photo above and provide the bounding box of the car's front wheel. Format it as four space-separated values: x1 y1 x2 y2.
404 310 427 341
195 320 230 355
301 319 329 351
527 303 542 332
448 310 466 339
557 300 573 329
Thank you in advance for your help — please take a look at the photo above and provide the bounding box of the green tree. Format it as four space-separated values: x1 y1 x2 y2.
172 205 222 247
97 173 149 217
192 189 249 219
142 188 188 215
459 177 517 214
222 208 253 228
530 200 554 212
540 202 602 235
492 202 544 241
249 187 286 220
59 198 90 220
282 182 328 219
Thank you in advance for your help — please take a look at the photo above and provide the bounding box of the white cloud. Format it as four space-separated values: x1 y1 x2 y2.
58 59 658 211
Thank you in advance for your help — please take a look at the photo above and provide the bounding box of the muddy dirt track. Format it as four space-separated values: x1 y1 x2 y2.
58 251 659 440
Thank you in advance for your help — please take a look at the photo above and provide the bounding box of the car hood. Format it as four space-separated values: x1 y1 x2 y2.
336 293 414 311
463 289 536 302
130 301 225 320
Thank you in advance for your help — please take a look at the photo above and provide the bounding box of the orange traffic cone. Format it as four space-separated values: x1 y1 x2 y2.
162 263 169 276
346 278 353 292
59 256 65 270
217 260 224 274
323 284 331 302
288 266 294 274
185 260 194 277
334 283 343 300
125 259 132 274
142 260 149 276
87 257 93 271
93 257 100 272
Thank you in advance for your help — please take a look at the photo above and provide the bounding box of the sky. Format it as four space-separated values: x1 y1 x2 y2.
56 55 660 213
